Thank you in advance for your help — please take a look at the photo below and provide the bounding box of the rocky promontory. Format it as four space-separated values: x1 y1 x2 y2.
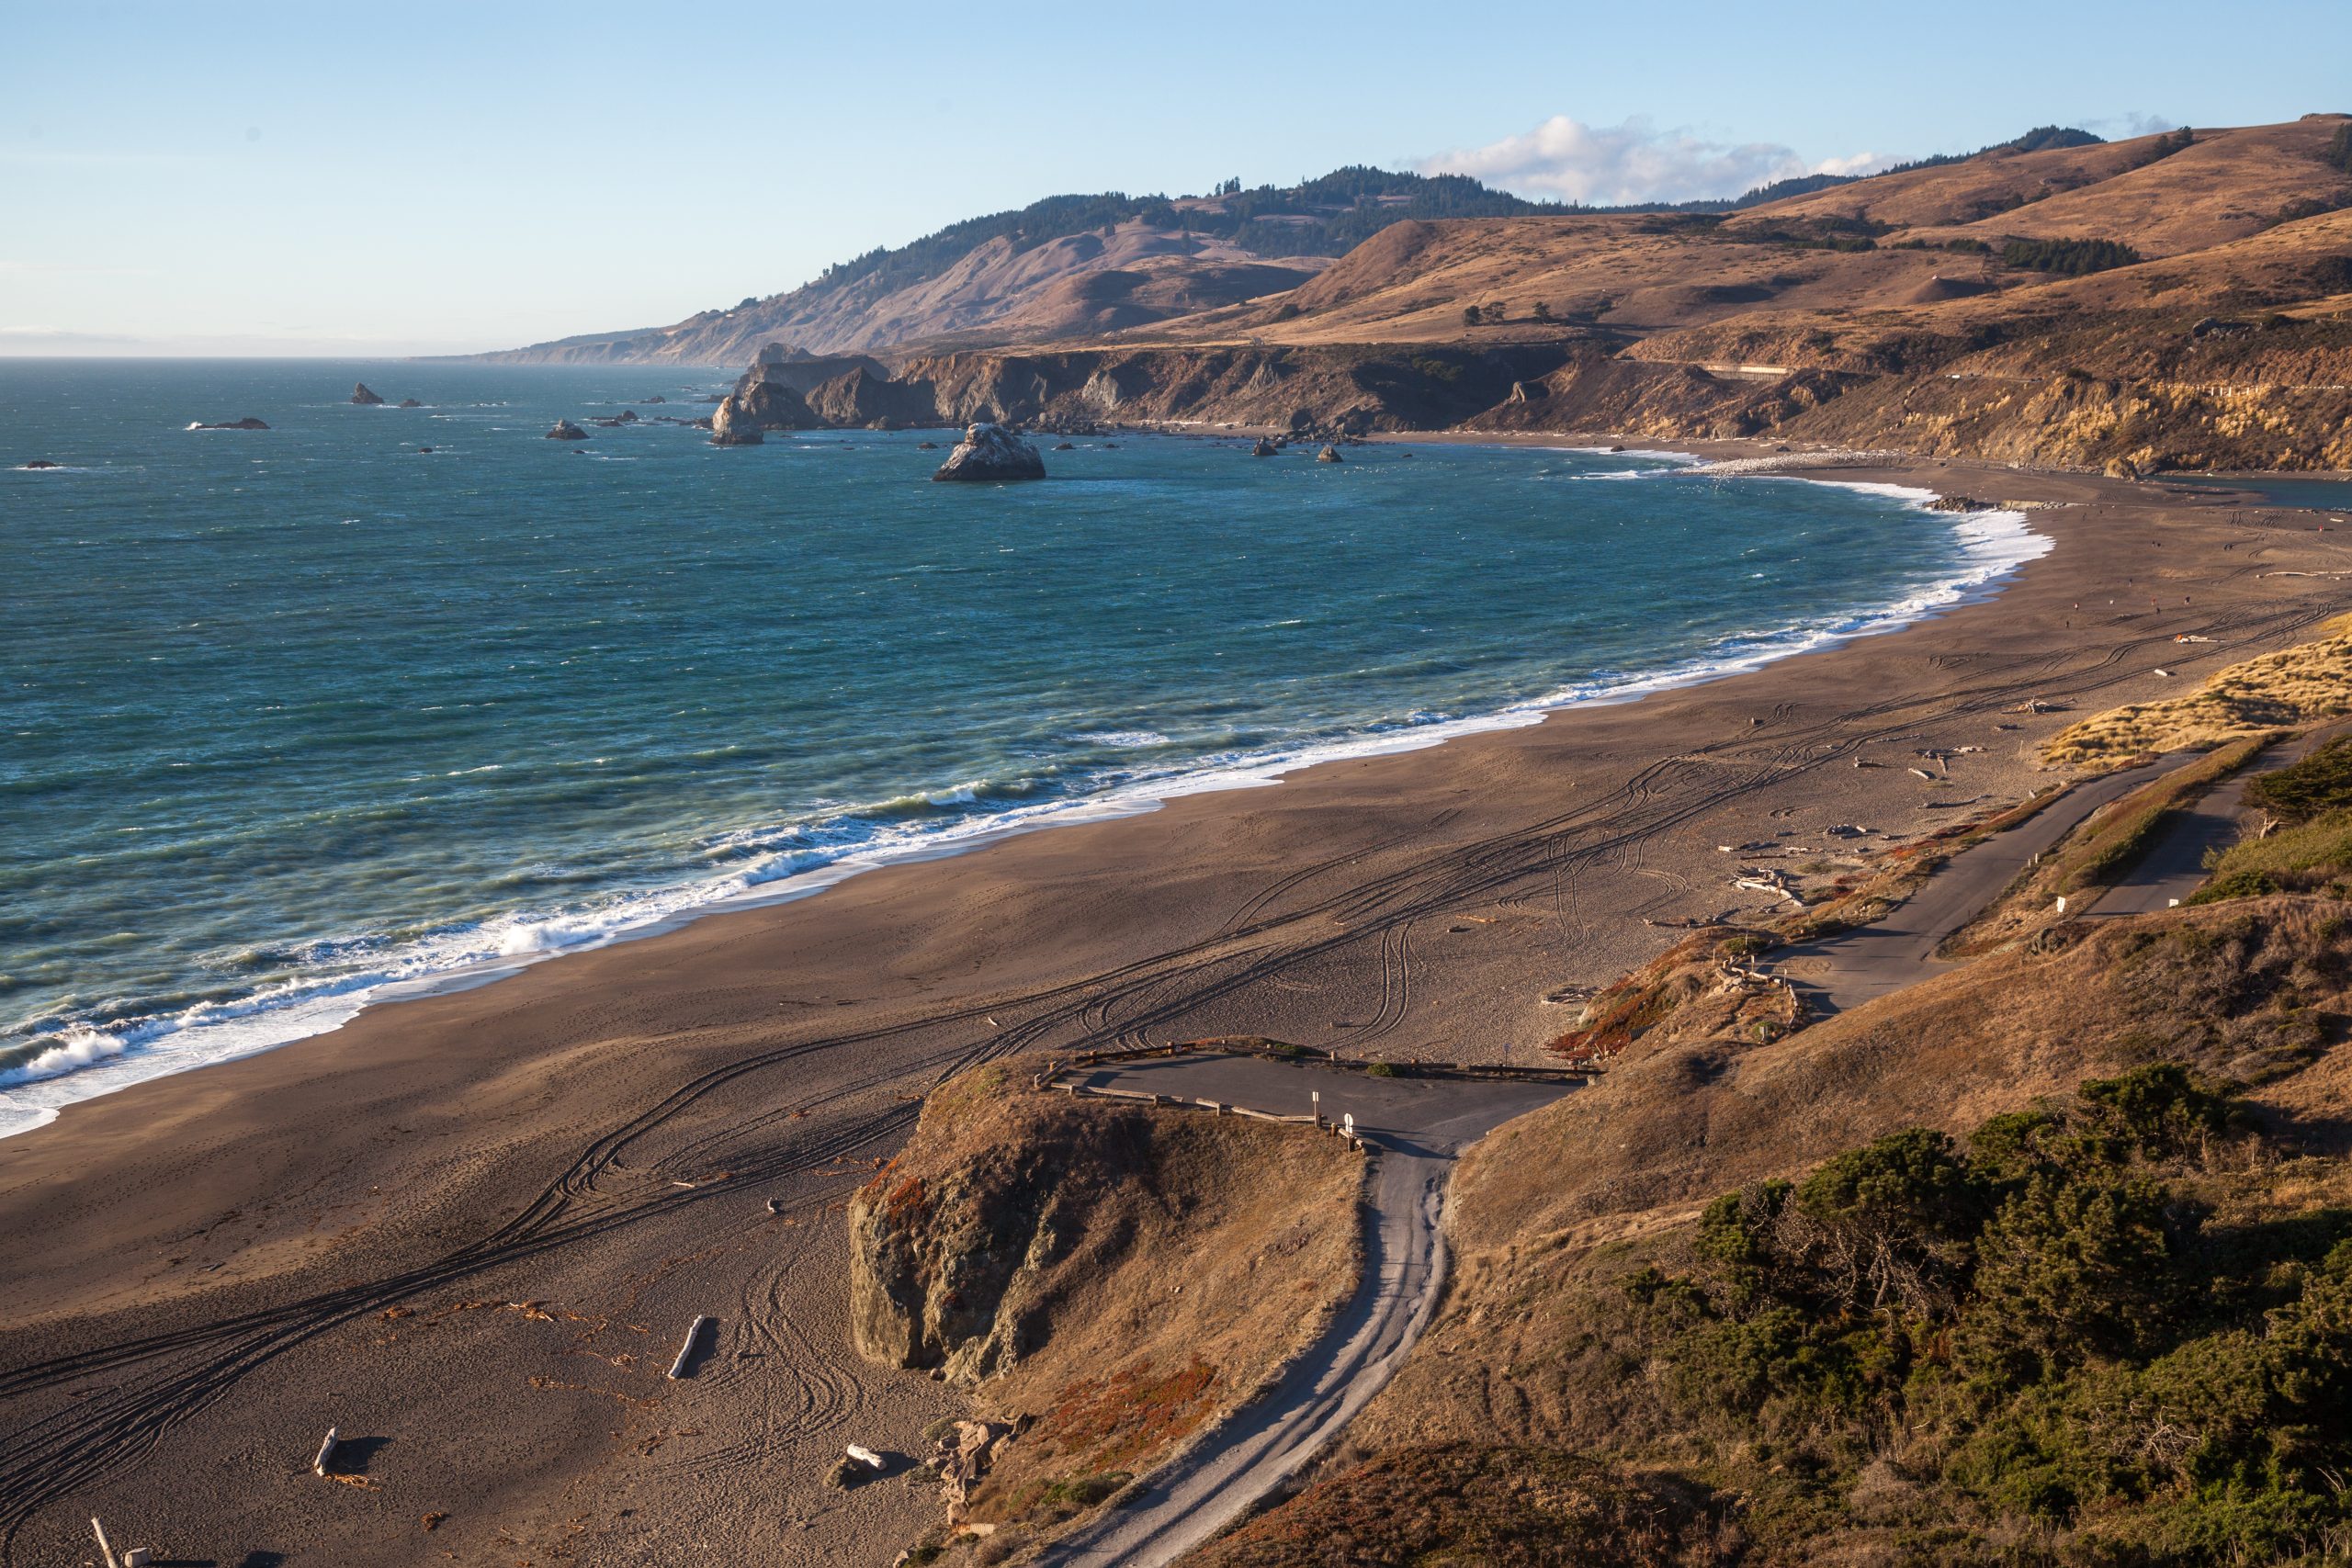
932 423 1045 482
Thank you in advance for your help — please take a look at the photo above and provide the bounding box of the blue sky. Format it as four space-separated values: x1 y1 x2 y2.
6 0 2347 355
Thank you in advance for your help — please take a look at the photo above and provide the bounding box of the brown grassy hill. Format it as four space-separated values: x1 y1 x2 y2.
1747 118 2348 256
470 220 1327 366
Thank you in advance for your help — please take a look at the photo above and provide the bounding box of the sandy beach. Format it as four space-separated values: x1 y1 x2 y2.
4 453 2346 1567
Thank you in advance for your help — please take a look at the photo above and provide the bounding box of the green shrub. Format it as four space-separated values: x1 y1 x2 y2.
2326 121 2352 176
2001 236 2143 276
1623 1066 2352 1558
2245 738 2352 822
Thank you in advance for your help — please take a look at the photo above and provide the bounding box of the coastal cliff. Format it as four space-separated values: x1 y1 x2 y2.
845 1059 1358 1562
662 118 2352 472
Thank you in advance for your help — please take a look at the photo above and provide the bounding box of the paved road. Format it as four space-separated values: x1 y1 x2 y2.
1774 755 2182 1014
2084 736 2316 917
1036 1055 1572 1568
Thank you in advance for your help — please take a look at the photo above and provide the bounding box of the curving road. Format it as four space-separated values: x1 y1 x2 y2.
1772 754 2184 1014
1036 1055 1572 1568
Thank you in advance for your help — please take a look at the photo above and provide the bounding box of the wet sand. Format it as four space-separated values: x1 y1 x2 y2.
4 457 2346 1567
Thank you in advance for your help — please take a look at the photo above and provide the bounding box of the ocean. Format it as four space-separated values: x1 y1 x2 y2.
0 358 2047 1136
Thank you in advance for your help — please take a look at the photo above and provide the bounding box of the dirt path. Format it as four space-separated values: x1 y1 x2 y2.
1038 1057 1571 1566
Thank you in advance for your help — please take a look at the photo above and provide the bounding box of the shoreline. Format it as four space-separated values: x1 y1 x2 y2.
6 450 2349 1568
0 441 2042 1140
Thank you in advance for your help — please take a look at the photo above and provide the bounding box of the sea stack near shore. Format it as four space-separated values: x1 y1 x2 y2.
932 423 1046 482
350 383 385 405
547 419 587 441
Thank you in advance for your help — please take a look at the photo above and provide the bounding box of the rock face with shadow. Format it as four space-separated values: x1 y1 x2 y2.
931 423 1046 482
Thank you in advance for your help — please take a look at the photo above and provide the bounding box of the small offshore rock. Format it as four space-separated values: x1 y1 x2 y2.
1317 445 1343 463
642 393 667 403
21 458 60 468
916 440 940 450
397 398 422 409
547 419 587 441
1054 441 1076 450
1250 436 1279 457
192 416 270 430
350 382 385 405
932 423 1046 482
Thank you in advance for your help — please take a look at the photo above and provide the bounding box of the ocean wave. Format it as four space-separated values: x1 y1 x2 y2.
0 1025 129 1088
1073 730 1172 749
0 469 2051 1141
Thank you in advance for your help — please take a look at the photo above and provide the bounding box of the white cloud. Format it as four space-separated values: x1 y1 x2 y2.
2084 112 2177 140
1418 115 1887 206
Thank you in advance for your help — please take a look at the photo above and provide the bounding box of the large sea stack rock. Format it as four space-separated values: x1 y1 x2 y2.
350 383 385 405
931 423 1046 483
547 419 587 441
711 363 823 445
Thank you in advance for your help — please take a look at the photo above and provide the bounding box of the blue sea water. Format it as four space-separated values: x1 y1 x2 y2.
0 359 2046 1134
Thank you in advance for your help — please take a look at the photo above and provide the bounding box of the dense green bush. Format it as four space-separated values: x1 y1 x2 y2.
2246 738 2352 823
2001 236 2144 276
1625 1066 2352 1562
2325 122 2352 177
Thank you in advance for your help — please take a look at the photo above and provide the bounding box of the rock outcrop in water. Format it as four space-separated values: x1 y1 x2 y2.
546 419 587 440
1317 444 1344 463
397 398 422 409
350 383 385 405
711 359 826 445
192 417 270 431
931 423 1045 482
21 458 60 469
1251 436 1280 457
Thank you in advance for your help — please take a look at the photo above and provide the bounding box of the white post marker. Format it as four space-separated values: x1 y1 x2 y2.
1342 1111 1355 1139
91 1518 119 1568
668 1314 713 1380
1312 1089 1321 1128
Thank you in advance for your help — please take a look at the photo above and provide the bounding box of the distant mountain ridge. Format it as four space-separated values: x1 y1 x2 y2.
466 167 1581 366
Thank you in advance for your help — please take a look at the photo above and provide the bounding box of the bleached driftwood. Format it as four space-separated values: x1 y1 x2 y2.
91 1518 119 1568
312 1427 340 1477
667 1315 712 1380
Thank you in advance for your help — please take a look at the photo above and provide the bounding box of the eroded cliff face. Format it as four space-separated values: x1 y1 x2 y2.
717 342 1574 441
710 319 2352 472
845 1059 1361 1560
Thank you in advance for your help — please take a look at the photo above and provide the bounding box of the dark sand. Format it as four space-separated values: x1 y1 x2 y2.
4 457 2346 1567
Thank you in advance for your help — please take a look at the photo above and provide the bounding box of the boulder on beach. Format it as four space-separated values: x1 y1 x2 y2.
547 419 587 440
1317 445 1343 463
350 383 385 405
192 416 271 431
932 423 1046 483
1250 436 1280 457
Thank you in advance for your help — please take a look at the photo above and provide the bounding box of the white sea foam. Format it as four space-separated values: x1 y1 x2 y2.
0 1026 129 1088
0 461 2051 1142
1073 730 1172 749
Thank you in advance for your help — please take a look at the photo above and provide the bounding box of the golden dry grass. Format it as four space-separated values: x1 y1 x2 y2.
2041 615 2352 766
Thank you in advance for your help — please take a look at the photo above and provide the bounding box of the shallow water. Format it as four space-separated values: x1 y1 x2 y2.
0 360 2044 1134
